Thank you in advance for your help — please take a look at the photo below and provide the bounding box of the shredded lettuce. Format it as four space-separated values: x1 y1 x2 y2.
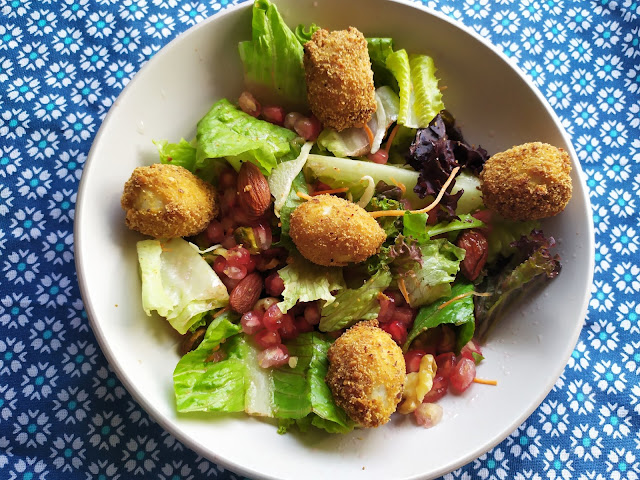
385 49 444 128
268 141 313 217
404 282 475 352
277 256 345 313
238 0 308 111
196 98 298 174
136 238 229 335
319 269 392 332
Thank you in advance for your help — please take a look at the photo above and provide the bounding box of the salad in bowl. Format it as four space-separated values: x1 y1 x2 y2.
118 0 573 434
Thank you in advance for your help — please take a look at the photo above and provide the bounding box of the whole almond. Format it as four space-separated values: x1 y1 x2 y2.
237 162 272 216
229 272 264 314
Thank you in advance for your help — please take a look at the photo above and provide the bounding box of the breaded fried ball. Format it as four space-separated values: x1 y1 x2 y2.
326 320 405 428
121 163 218 238
303 27 376 132
480 142 572 221
289 194 386 266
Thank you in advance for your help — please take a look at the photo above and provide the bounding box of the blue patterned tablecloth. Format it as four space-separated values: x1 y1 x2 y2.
0 0 638 478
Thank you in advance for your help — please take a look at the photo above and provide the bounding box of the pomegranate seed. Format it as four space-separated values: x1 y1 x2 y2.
284 112 304 130
435 352 456 378
404 349 428 373
245 255 257 273
293 115 321 141
253 297 279 313
460 339 483 363
295 316 315 333
221 236 237 249
414 403 443 428
223 264 247 280
262 106 286 126
450 357 476 394
221 189 237 214
382 320 407 345
219 169 238 190
227 246 252 266
377 293 395 324
213 256 227 275
263 304 284 331
303 303 320 325
257 344 289 368
253 224 272 251
386 290 405 307
254 329 281 349
392 307 415 328
279 314 298 341
205 221 225 244
368 149 389 164
241 311 264 335
264 272 285 296
422 374 449 403
313 182 332 192
238 91 261 117
437 325 456 354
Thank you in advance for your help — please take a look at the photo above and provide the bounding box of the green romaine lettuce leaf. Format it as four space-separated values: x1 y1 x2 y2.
196 98 298 174
385 49 444 128
173 314 246 412
277 256 346 313
136 238 229 335
173 324 354 433
155 138 196 170
404 282 475 352
277 171 308 238
319 269 393 332
238 0 308 111
366 37 398 91
294 23 320 44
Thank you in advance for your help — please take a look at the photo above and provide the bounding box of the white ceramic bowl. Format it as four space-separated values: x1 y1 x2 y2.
75 1 594 479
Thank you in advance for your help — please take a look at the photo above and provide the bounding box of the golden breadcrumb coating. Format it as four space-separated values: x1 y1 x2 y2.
303 27 376 132
289 194 386 267
480 142 573 221
326 320 405 428
121 163 218 238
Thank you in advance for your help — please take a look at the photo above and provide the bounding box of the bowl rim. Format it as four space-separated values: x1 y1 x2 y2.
74 1 595 478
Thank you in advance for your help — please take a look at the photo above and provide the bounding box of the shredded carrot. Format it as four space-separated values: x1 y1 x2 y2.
311 187 349 196
389 177 406 195
363 124 374 146
383 124 400 153
473 378 498 386
397 278 411 306
369 166 460 218
296 191 312 201
439 85 449 91
437 291 492 310
213 306 230 318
